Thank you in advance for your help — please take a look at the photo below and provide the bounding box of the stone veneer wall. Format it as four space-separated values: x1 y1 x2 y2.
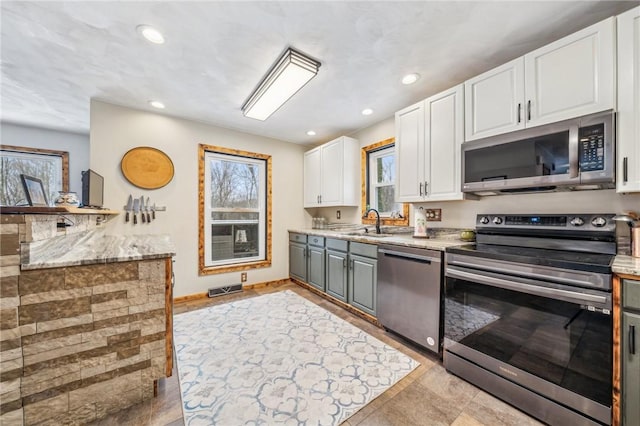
1 214 169 425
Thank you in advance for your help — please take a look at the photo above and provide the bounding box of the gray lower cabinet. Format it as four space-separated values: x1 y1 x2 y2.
289 242 307 282
348 242 377 316
326 238 349 302
307 236 326 291
289 233 307 282
623 278 640 426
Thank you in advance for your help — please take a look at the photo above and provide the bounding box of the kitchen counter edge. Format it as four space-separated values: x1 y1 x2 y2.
288 229 471 251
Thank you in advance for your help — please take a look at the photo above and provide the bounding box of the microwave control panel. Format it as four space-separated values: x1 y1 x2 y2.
579 124 605 172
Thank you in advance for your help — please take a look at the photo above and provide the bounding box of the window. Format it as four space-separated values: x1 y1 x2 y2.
0 145 69 206
368 146 401 216
199 145 271 274
361 138 408 226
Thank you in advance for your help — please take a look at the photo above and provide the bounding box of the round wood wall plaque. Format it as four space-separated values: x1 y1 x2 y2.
120 147 174 189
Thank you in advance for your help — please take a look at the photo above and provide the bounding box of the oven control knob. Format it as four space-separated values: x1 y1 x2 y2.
479 216 490 224
570 217 585 226
591 216 607 227
492 217 503 225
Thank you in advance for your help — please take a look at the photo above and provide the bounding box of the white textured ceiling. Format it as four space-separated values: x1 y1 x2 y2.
1 1 636 145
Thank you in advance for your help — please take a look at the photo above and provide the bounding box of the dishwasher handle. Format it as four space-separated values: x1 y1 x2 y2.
379 248 440 264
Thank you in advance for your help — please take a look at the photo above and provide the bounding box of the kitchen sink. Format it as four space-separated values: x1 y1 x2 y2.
345 232 393 238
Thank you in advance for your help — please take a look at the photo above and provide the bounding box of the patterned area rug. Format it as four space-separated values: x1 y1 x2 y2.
173 290 419 425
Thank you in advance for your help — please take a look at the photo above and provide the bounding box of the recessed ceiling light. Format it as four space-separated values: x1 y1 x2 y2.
361 108 373 116
137 25 165 44
149 100 165 109
402 73 420 85
306 130 316 136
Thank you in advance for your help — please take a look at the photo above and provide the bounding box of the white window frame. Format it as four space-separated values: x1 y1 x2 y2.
203 150 267 269
368 145 398 217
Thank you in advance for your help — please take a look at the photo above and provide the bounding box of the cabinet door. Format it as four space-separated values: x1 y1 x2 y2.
623 311 640 426
319 138 344 205
307 246 325 291
326 249 348 302
348 254 377 316
289 242 307 282
464 58 525 141
425 84 465 201
303 148 321 207
395 101 425 202
617 6 640 193
525 17 615 127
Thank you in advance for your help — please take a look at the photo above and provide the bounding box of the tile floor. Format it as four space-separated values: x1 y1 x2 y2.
88 281 542 426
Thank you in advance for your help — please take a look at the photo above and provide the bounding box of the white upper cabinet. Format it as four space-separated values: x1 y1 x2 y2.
465 59 525 141
395 101 425 202
303 136 359 207
465 17 616 141
425 85 465 201
617 6 640 193
395 85 466 203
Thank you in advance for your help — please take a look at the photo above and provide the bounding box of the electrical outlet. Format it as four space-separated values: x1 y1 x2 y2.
336 210 341 219
241 272 247 282
425 209 442 221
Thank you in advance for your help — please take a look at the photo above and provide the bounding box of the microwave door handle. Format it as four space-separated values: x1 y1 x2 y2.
445 266 608 306
569 125 579 178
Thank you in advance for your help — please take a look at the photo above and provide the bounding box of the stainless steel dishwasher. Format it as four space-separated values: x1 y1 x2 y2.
377 244 443 354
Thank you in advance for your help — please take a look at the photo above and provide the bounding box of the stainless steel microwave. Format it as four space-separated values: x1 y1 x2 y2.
462 110 615 195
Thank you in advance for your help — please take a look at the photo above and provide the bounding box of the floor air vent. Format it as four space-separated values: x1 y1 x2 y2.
208 284 243 298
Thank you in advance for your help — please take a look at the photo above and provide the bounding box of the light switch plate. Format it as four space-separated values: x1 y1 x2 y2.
425 209 441 221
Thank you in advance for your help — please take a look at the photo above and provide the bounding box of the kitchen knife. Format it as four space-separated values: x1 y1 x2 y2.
146 197 151 223
140 196 146 223
125 195 133 223
132 198 139 225
151 203 156 220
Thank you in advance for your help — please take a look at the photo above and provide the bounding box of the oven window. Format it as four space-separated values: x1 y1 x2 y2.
444 278 612 406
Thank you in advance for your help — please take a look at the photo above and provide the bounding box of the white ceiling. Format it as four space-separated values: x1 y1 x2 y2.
1 1 635 145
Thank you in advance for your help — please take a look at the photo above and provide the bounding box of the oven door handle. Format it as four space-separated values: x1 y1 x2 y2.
446 266 609 307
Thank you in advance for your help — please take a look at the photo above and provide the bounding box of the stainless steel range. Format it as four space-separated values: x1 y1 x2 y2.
444 214 616 426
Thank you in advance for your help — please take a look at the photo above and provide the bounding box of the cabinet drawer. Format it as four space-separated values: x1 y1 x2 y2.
308 236 325 247
349 242 377 258
289 233 307 243
623 279 640 310
327 238 348 252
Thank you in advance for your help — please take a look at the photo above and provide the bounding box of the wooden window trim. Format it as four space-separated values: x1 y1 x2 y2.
198 144 272 275
361 137 409 226
1 144 69 192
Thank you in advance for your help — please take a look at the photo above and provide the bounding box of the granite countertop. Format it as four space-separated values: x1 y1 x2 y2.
612 255 640 276
21 229 176 270
289 227 472 251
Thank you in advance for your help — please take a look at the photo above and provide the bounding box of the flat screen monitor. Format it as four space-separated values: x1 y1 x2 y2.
81 169 104 208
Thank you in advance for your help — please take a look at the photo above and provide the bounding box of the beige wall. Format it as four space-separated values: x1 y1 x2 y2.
314 115 640 228
90 101 307 297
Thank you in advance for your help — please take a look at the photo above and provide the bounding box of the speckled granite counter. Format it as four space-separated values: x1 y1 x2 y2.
288 228 472 251
612 255 640 276
20 229 176 270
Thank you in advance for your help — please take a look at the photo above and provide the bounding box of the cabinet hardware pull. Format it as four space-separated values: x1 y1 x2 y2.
419 182 423 196
623 157 628 183
631 325 636 355
517 103 521 123
350 259 354 270
527 100 531 121
424 181 428 195
319 195 322 204
343 258 347 268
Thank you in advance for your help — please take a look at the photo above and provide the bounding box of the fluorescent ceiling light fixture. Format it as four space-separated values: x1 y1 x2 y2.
361 108 373 116
306 130 316 136
402 73 420 85
137 25 165 44
149 100 165 109
242 48 321 121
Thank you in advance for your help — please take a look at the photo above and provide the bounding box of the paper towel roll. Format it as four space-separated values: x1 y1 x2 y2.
414 207 427 237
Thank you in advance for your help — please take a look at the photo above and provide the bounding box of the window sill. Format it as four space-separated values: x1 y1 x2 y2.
199 259 271 275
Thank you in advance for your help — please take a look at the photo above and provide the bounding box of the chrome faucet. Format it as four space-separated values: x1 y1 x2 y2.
363 208 381 234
